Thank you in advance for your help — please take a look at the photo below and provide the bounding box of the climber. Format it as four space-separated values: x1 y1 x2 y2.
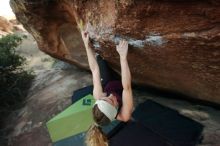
81 29 134 146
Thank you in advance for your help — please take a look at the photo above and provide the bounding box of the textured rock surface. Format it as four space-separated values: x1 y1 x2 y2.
10 0 220 104
0 16 25 37
0 16 13 36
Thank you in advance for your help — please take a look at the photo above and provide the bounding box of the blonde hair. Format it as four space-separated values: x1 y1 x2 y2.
86 105 111 146
86 124 108 146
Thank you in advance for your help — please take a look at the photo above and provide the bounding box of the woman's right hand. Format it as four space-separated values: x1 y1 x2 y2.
116 40 128 59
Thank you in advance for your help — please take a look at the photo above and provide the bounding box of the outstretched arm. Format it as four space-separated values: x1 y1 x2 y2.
81 31 106 100
116 40 133 122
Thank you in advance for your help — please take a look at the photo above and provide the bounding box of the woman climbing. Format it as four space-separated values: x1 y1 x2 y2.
81 29 133 146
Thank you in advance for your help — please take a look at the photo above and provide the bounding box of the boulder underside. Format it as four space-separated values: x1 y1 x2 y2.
10 0 220 104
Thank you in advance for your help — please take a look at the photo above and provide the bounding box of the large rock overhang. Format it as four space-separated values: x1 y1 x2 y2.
10 0 220 104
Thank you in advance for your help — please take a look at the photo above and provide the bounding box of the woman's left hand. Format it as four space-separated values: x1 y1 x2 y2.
81 30 89 48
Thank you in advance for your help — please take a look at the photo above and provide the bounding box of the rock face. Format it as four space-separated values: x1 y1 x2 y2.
0 16 24 37
10 0 220 104
0 16 13 36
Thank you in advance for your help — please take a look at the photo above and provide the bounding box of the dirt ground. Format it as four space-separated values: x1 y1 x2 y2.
5 32 220 146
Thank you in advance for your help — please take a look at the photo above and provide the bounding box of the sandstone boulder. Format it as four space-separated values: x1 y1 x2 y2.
0 16 13 36
10 0 220 104
0 16 25 37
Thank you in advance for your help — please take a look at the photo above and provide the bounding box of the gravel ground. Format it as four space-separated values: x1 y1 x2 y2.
5 32 220 146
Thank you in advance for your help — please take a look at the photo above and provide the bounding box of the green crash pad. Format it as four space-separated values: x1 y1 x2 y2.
46 94 95 142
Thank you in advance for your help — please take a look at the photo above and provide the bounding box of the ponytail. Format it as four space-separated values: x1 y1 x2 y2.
86 124 108 146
